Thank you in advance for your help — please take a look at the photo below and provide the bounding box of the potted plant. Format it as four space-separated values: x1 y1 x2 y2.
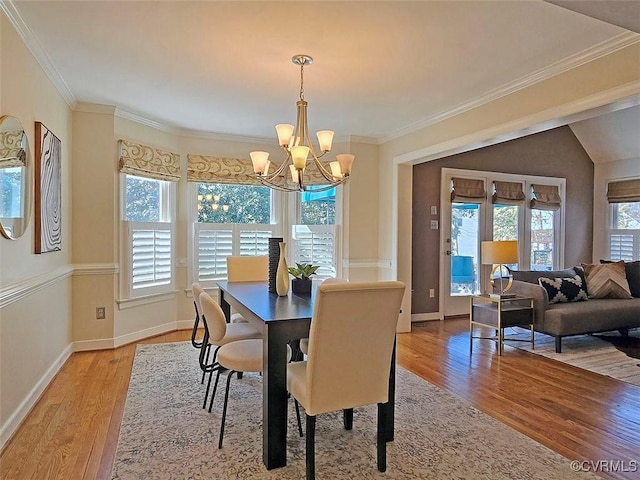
288 263 319 295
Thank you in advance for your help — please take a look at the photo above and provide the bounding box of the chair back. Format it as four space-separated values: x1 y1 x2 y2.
304 281 405 416
451 255 475 284
192 282 205 317
227 255 269 282
199 291 227 342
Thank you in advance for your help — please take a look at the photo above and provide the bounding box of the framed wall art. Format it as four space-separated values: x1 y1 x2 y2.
35 122 62 253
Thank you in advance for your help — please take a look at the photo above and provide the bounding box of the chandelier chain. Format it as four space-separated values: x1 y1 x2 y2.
299 62 305 100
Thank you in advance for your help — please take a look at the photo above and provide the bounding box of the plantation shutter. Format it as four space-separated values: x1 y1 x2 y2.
451 178 485 203
119 139 181 182
492 181 525 205
291 225 337 278
607 179 640 203
130 224 172 289
530 184 561 211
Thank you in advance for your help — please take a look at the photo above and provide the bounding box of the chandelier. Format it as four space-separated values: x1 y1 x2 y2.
250 55 355 192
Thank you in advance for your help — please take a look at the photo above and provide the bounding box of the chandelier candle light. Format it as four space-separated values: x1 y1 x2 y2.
250 55 355 192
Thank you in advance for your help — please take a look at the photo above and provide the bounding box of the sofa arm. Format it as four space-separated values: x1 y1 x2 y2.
509 280 548 326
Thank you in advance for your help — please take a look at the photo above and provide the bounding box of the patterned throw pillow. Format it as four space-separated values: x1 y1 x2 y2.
581 261 632 299
538 275 589 304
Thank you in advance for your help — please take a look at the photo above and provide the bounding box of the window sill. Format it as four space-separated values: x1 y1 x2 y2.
117 290 178 310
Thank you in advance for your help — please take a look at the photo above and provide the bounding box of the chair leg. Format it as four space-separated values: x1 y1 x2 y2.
218 370 236 449
306 414 316 480
202 368 214 409
343 408 353 430
208 369 223 413
377 403 387 472
201 344 212 384
294 399 303 437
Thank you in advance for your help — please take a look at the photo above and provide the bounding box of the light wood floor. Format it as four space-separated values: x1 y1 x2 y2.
2 319 639 480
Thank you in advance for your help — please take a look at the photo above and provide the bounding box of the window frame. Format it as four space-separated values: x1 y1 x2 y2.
119 173 176 300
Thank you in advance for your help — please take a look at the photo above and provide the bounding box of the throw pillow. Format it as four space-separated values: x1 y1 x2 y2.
581 261 632 299
509 267 578 285
600 260 640 298
538 275 589 304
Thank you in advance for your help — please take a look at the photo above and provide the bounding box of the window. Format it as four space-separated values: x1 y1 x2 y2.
122 174 175 297
291 187 338 279
609 202 640 261
194 183 275 285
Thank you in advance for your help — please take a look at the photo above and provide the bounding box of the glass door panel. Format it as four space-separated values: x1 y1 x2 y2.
531 209 555 271
493 204 520 270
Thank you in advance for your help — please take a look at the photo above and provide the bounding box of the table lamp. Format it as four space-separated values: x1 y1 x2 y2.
481 240 518 298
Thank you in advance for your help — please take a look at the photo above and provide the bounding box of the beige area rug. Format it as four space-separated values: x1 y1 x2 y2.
111 342 597 480
506 328 640 387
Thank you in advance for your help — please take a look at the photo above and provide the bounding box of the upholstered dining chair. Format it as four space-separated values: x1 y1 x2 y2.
196 291 263 410
287 281 406 480
298 277 346 356
191 283 209 383
226 255 269 323
199 292 292 448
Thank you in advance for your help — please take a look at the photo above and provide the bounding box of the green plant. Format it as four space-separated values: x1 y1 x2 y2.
288 263 319 279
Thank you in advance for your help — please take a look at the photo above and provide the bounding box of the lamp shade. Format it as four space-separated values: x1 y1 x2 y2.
481 240 518 265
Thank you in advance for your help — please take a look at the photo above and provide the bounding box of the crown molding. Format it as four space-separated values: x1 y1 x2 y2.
75 102 116 115
381 31 640 144
115 108 179 134
0 0 76 108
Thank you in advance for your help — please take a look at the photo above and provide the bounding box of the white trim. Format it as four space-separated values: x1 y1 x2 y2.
0 343 73 449
381 33 640 143
0 265 73 308
345 259 392 269
0 0 76 108
73 263 119 275
411 313 442 322
74 102 116 115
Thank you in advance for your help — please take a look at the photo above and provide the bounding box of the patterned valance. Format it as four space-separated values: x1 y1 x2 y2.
451 177 486 203
0 130 26 168
187 154 335 186
492 181 525 205
118 139 181 182
607 179 640 203
530 184 561 211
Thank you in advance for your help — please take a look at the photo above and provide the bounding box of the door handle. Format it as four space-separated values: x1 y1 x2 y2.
445 250 452 256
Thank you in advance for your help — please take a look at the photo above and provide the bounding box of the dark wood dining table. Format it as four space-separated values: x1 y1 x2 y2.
217 280 396 470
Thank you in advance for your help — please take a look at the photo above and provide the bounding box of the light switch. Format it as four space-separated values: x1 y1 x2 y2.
430 205 437 216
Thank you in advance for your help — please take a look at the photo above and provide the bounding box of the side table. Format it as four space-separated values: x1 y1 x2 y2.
469 294 534 356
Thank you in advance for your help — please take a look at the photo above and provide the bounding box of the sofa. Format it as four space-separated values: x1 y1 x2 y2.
507 262 640 353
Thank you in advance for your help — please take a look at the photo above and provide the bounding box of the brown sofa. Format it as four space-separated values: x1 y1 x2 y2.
508 266 640 353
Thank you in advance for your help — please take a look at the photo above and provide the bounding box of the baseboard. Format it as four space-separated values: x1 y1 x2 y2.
412 312 442 322
113 322 182 348
0 343 74 449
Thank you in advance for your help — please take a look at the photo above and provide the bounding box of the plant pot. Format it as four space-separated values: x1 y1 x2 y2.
292 278 312 295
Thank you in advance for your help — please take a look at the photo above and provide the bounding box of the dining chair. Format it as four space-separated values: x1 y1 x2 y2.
226 255 269 323
191 283 210 383
287 280 406 480
199 292 292 448
197 291 263 409
298 277 346 356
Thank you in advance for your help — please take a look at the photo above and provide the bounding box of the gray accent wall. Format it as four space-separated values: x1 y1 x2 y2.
412 126 594 315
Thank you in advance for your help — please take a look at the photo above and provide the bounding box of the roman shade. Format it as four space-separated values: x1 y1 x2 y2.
530 184 561 211
492 181 525 205
607 179 640 203
0 130 26 168
187 154 334 186
451 177 486 203
118 139 181 182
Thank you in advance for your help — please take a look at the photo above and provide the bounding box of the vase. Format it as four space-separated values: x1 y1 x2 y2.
276 242 289 296
292 277 312 295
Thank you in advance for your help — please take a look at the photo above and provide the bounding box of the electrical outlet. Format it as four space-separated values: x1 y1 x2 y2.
96 307 106 319
429 289 435 298
430 220 438 230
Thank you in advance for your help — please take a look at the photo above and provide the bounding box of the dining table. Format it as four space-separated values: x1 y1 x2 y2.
217 280 396 470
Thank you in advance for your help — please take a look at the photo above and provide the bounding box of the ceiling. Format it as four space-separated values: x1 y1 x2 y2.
3 0 640 158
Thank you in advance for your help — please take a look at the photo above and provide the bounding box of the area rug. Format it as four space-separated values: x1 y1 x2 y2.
111 342 597 480
506 328 640 387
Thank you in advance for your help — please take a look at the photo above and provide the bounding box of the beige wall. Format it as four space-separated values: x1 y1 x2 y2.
1 14 73 444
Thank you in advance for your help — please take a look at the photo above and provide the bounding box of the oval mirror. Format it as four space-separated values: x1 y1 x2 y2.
0 115 31 240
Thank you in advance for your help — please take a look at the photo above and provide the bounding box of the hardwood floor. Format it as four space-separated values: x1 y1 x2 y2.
2 320 639 480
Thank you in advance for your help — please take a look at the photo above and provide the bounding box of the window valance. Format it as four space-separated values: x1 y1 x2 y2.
451 177 485 203
187 154 335 186
607 179 640 203
118 139 181 182
530 184 561 211
0 130 26 168
492 181 525 205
